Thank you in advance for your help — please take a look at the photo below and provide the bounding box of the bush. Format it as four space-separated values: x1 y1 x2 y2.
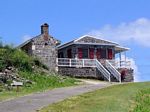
0 46 34 71
33 58 49 70
11 49 33 71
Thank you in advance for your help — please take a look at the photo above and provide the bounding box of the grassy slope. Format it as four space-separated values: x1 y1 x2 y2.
133 88 150 112
0 47 78 101
40 82 150 112
0 71 78 101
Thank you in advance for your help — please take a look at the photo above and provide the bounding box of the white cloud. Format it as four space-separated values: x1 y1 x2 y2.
22 35 32 42
88 18 150 47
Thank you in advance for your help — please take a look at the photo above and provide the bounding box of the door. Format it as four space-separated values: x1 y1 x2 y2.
89 48 94 59
78 48 83 59
96 48 101 59
108 49 113 59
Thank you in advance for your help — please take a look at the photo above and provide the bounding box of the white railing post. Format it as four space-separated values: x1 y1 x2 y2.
69 59 71 67
109 74 111 82
83 59 85 67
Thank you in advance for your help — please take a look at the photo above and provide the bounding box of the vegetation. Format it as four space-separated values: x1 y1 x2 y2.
0 43 78 101
40 82 150 112
0 71 77 101
133 88 150 112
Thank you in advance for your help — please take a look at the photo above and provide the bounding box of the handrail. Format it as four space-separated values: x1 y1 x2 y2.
95 60 111 82
106 60 121 83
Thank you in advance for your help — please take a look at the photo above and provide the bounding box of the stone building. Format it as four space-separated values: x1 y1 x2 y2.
19 23 60 71
57 35 134 82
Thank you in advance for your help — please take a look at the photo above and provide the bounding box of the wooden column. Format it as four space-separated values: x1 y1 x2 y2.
119 52 121 67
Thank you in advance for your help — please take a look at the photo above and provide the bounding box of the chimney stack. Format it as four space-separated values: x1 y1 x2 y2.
41 23 49 35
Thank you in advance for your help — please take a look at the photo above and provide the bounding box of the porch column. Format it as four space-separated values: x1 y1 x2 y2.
124 51 127 67
124 51 126 62
119 52 121 67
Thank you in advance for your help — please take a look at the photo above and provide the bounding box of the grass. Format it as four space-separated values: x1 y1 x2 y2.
133 88 150 112
0 46 79 101
40 82 150 112
0 71 78 101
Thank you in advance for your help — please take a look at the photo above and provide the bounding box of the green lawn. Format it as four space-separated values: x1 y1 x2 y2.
0 71 78 101
40 82 150 112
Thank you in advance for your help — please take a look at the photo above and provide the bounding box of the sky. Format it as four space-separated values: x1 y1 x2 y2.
0 0 150 82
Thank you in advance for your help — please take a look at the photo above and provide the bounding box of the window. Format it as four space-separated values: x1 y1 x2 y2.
96 48 101 59
107 49 113 59
78 48 83 59
89 48 94 59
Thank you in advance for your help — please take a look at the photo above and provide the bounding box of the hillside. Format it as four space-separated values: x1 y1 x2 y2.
0 45 77 101
40 82 150 112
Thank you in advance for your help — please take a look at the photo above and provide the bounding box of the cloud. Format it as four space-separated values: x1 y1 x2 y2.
22 35 32 42
88 18 150 47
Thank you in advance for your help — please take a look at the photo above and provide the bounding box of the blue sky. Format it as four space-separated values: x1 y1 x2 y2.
0 0 150 82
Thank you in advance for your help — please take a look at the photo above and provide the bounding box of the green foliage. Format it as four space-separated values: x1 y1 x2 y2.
0 47 34 71
33 58 49 70
0 71 77 101
133 88 150 112
0 46 50 72
0 49 7 71
11 50 33 71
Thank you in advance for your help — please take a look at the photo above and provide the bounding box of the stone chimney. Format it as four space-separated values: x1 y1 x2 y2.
41 23 49 35
41 23 49 41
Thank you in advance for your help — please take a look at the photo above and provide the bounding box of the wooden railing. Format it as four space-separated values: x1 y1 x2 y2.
57 58 132 69
57 58 96 67
108 60 131 69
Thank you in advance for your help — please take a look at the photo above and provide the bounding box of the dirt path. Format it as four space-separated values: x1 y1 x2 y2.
0 82 111 112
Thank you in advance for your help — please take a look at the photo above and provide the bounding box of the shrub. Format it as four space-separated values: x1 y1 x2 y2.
33 58 49 70
11 49 33 71
0 46 34 71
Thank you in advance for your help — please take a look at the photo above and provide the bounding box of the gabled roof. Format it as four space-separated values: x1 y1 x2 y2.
17 35 39 48
57 35 129 53
18 34 61 48
74 35 119 45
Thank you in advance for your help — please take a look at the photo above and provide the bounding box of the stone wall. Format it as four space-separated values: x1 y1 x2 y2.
58 67 107 80
58 67 134 82
31 35 58 72
59 67 95 78
118 68 134 82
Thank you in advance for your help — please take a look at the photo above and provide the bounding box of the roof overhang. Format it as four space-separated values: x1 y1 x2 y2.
115 45 130 53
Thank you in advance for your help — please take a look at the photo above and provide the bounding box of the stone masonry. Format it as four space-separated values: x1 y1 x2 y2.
19 23 60 72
